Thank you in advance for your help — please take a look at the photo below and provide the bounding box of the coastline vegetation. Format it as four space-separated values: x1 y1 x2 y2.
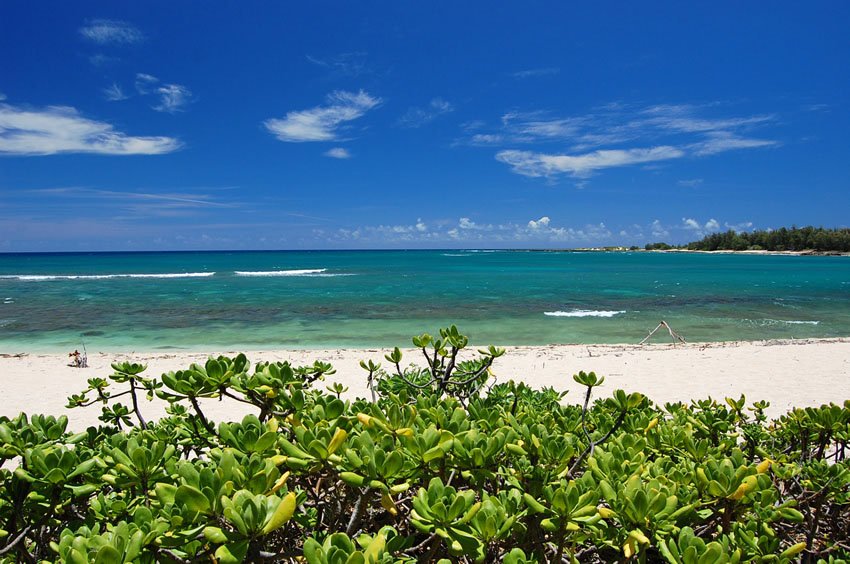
646 226 850 253
0 327 848 562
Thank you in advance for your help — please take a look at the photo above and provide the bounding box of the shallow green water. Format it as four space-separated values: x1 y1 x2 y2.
0 250 848 351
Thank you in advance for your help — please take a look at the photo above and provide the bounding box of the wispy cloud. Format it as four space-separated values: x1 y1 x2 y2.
802 103 829 113
324 147 351 159
264 90 382 142
29 187 230 207
79 19 144 45
0 103 181 156
135 73 159 94
689 131 776 156
133 74 192 112
469 133 504 145
470 102 780 179
640 104 774 133
397 98 454 128
501 111 585 140
88 53 120 67
677 178 703 187
0 92 6 101
496 146 685 178
512 67 560 79
14 186 236 221
102 83 128 102
306 52 370 77
153 84 192 113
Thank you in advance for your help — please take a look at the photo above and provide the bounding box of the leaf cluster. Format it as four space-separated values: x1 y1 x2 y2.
0 328 847 562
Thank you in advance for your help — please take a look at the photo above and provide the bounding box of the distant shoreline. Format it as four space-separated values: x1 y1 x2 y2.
562 247 850 256
2 247 849 256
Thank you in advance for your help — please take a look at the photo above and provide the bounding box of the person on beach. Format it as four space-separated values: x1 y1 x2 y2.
68 350 82 368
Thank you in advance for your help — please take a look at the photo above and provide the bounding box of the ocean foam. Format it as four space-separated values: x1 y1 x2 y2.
544 310 626 318
234 269 328 277
753 318 820 326
0 272 215 281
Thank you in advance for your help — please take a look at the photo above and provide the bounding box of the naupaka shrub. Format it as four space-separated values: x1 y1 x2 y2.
0 327 847 562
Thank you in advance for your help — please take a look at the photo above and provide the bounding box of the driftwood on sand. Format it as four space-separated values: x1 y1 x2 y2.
640 320 687 346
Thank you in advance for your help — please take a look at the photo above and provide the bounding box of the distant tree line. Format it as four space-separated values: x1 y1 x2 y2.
687 226 850 252
643 226 850 252
644 242 675 250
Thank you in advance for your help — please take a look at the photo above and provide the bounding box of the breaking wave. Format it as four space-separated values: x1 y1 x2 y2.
233 269 353 277
544 310 626 318
0 272 215 281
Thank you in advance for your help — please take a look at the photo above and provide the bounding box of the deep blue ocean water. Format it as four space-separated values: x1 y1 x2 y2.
0 250 848 351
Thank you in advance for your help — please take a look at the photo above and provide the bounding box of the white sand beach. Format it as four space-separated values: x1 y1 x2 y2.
1 339 848 430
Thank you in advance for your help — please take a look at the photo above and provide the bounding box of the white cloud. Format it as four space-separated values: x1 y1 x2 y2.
651 220 669 239
153 84 192 113
324 147 351 159
483 103 779 152
306 52 369 77
641 104 774 133
461 120 487 131
470 134 503 145
103 83 128 102
135 74 160 95
397 97 454 128
0 93 6 101
316 215 762 247
89 54 119 67
132 75 191 112
79 19 144 44
264 90 381 142
468 102 780 179
496 146 684 178
725 221 754 231
0 103 181 155
682 218 701 230
682 217 724 236
690 131 777 156
512 67 560 79
678 178 703 187
527 216 550 229
501 111 585 139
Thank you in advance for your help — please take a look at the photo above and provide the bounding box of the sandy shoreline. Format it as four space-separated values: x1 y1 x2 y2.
2 339 848 430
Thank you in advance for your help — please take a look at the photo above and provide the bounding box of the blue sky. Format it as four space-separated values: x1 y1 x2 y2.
1 2 848 251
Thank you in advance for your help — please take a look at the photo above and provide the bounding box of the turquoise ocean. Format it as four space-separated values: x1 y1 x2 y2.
0 250 848 351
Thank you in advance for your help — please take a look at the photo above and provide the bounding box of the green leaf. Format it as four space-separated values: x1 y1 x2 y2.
154 482 177 504
303 538 322 564
363 529 387 563
175 484 210 514
204 526 229 544
94 544 122 564
522 493 547 514
423 445 445 463
253 431 278 453
340 472 366 487
215 540 249 564
67 484 98 497
262 492 297 535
